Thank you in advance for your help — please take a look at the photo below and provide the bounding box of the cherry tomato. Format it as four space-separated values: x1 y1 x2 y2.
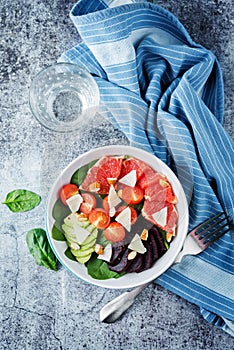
88 208 110 229
116 205 137 225
80 193 96 214
119 185 144 205
102 196 110 211
60 184 79 205
104 222 126 243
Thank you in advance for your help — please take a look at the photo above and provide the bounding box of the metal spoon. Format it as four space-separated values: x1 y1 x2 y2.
100 282 151 323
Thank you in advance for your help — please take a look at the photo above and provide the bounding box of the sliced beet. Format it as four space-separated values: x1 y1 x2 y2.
143 241 154 269
135 254 145 273
126 253 143 273
136 242 153 273
108 244 126 266
150 226 167 256
148 231 159 261
108 249 132 273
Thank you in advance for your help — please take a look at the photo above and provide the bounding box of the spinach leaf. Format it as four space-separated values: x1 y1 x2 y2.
52 198 70 225
71 159 98 186
158 228 169 250
97 230 110 247
26 228 57 271
86 254 124 280
64 247 76 261
131 201 144 214
2 189 41 212
124 154 131 159
52 223 66 241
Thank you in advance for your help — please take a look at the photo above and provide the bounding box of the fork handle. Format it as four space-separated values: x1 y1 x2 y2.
174 235 203 263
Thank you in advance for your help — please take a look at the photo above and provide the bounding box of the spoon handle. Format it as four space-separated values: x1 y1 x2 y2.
100 282 152 323
127 282 151 299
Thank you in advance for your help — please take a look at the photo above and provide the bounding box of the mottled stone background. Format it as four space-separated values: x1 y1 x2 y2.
0 0 233 349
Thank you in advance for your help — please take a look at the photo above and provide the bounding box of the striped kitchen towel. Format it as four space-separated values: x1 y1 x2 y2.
59 0 234 335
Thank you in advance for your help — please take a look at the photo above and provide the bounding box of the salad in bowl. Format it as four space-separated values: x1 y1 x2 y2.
46 145 188 289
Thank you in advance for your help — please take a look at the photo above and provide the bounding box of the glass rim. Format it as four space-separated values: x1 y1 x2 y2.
28 62 100 133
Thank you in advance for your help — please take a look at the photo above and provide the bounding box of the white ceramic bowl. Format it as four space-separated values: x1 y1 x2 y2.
46 145 188 289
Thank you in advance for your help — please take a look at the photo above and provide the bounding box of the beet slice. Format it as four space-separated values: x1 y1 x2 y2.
108 249 132 273
108 244 126 266
136 242 153 273
135 254 145 273
143 241 154 269
126 253 143 273
148 231 159 261
150 226 167 256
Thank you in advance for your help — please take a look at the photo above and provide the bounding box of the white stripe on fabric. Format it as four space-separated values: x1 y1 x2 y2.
157 270 233 318
90 38 135 66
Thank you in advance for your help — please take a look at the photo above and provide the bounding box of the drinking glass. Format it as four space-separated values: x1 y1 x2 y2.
29 63 100 132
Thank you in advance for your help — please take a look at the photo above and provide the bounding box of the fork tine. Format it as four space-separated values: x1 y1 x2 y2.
203 227 230 246
201 221 230 245
195 212 224 232
189 212 232 250
175 212 232 263
195 215 228 238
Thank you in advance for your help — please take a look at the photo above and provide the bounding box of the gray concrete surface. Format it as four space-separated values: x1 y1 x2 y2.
0 0 233 349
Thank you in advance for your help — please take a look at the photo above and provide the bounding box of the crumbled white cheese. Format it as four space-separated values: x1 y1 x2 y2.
73 224 91 244
66 194 83 213
152 207 167 227
118 170 136 187
97 244 112 262
108 184 121 208
128 234 146 254
109 206 116 217
70 242 80 250
115 206 131 232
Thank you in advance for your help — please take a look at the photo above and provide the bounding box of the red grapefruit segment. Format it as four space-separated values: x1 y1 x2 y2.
142 201 178 234
120 158 146 181
80 156 123 194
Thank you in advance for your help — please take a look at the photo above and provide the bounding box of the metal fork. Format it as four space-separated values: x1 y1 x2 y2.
100 211 233 323
175 212 232 263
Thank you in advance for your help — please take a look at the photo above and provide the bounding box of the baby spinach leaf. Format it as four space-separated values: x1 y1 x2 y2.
26 228 57 271
158 228 169 250
64 247 76 261
52 223 66 241
97 230 110 247
52 198 70 225
86 254 124 280
2 189 41 212
71 159 98 186
131 201 144 214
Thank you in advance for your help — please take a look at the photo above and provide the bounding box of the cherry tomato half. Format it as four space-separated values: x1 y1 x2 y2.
119 185 144 205
102 196 110 211
116 205 138 225
60 184 79 205
88 208 110 229
104 222 126 243
80 193 97 214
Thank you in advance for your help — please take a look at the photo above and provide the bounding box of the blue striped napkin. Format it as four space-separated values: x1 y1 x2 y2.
59 0 234 335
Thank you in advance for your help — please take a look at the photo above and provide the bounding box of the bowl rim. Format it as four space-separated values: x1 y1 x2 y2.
46 145 189 289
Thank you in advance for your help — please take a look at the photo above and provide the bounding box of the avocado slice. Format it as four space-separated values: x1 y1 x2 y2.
83 237 97 250
64 213 89 229
71 246 95 258
62 224 78 242
76 253 93 264
86 224 97 233
82 229 98 245
62 214 98 264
